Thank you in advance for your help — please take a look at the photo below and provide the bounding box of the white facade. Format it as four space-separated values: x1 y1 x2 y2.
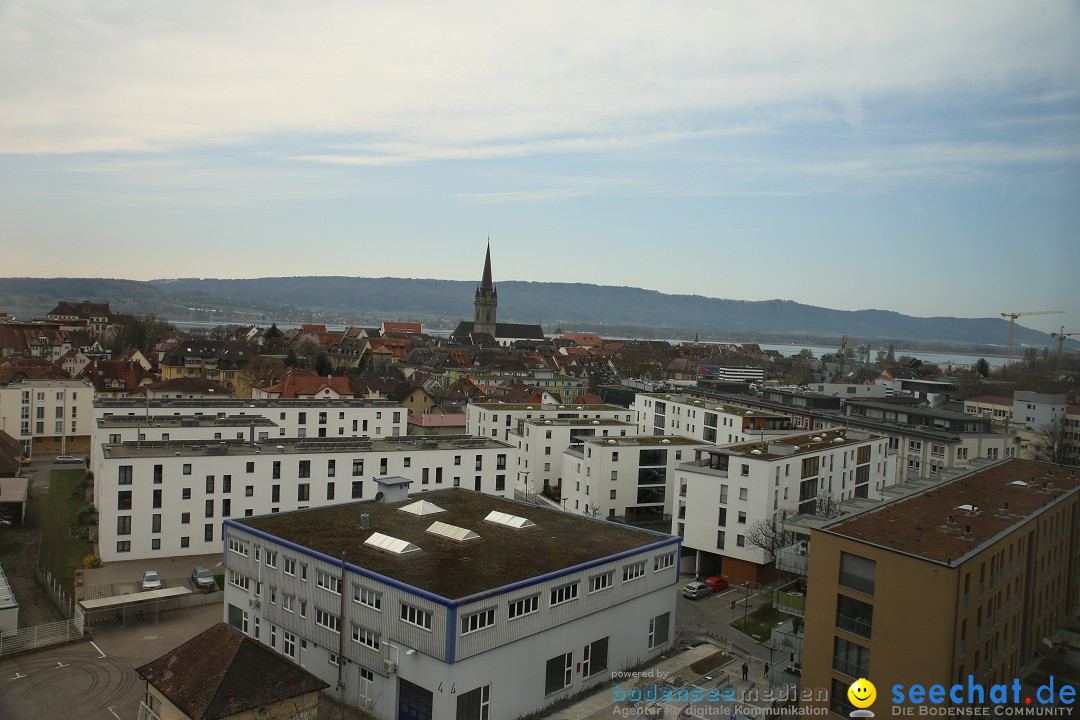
809 383 890 399
561 435 709 521
0 379 95 455
632 393 793 443
467 402 634 444
94 397 407 441
676 429 894 580
222 492 679 720
94 436 515 562
1012 391 1066 431
508 418 636 495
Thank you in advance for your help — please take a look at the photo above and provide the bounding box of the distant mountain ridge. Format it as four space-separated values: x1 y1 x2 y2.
0 275 1064 350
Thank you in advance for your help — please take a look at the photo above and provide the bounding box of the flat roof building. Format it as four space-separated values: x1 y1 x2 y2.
223 489 680 720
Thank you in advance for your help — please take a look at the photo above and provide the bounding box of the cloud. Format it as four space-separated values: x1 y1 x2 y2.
1 0 1077 158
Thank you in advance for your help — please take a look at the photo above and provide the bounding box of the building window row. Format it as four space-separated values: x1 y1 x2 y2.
460 608 496 636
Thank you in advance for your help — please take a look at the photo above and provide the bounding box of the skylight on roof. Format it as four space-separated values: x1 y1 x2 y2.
484 510 535 529
364 532 421 555
398 500 446 516
426 521 480 542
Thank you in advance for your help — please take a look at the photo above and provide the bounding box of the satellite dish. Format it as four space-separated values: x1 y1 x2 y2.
375 491 385 501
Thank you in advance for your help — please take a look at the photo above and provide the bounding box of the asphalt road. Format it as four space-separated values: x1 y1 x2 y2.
0 602 222 720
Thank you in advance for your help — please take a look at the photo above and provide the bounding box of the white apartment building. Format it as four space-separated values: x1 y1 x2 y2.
93 435 514 562
561 435 708 522
94 397 407 441
676 429 894 583
632 392 793 443
508 417 636 495
467 403 634 444
222 489 679 720
0 378 95 456
96 414 280 445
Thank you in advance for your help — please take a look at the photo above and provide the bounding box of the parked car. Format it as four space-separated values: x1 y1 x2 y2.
55 455 83 464
141 570 162 591
191 566 216 589
682 581 712 600
703 576 729 592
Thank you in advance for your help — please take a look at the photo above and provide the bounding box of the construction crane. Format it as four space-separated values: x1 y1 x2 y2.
1000 310 1063 364
1050 326 1079 372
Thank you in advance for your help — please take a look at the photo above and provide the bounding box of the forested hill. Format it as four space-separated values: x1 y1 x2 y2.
0 275 1061 350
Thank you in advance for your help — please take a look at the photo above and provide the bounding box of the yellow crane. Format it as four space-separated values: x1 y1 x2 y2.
1000 310 1063 364
1050 326 1079 372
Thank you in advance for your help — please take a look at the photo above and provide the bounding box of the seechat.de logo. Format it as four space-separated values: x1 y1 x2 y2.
849 679 878 718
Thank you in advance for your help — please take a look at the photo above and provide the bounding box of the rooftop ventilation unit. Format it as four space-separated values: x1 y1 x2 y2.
484 510 535 529
364 532 420 555
426 521 480 542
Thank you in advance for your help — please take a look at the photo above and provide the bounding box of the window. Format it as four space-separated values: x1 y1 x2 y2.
222 475 231 493
352 458 364 476
354 585 382 610
204 524 213 542
833 636 871 678
117 516 131 536
272 461 281 479
283 594 295 612
116 541 130 553
495 475 505 492
327 459 336 477
737 511 747 524
545 652 573 695
317 570 340 594
182 464 192 475
550 582 579 607
461 608 495 635
456 685 491 720
653 552 675 572
736 535 745 547
246 461 255 473
205 475 214 493
839 552 877 595
508 594 539 619
284 557 296 576
180 537 189 548
623 561 646 583
265 550 277 568
740 463 749 476
182 488 191 500
400 603 432 630
205 499 214 518
297 483 310 502
351 481 363 499
151 514 161 533
118 466 133 485
117 491 132 510
589 571 613 593
181 512 190 524
717 531 725 549
229 570 250 590
352 624 380 649
283 630 296 658
739 488 748 501
245 485 254 497
403 457 411 468
298 460 310 478
228 537 249 556
836 594 874 638
272 485 280 503
649 612 670 648
583 637 609 678
316 608 341 633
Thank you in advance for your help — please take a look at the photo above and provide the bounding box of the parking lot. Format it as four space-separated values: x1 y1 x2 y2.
0 602 222 720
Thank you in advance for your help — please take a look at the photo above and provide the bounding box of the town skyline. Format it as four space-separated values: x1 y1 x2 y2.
3 1 1079 333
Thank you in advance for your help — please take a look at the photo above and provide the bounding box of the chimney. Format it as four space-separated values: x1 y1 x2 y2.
359 513 370 530
945 515 957 529
963 525 974 540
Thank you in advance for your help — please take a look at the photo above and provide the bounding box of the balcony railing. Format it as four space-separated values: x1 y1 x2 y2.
835 613 872 639
832 655 869 679
775 541 810 576
773 583 807 617
138 702 162 720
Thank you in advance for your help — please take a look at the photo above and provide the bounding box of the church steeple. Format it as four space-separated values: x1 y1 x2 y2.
474 240 498 336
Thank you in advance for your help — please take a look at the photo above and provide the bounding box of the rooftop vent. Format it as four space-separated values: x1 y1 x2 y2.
1009 481 1028 487
592 420 600 425
963 525 974 541
359 513 370 529
398 500 446 516
485 510 535 529
996 503 1010 518
608 439 617 444
661 439 670 444
945 515 957 529
364 532 420 555
426 521 479 542
957 504 979 515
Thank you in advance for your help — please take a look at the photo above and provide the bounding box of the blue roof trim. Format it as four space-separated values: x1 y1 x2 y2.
224 518 454 607
451 535 680 606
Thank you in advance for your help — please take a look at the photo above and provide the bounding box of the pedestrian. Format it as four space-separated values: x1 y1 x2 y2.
741 661 749 681
764 662 770 678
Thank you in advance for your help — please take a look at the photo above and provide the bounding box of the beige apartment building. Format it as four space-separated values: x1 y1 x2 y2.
800 458 1080 715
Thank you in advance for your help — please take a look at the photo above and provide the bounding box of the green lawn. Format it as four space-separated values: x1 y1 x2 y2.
35 469 94 586
731 606 788 641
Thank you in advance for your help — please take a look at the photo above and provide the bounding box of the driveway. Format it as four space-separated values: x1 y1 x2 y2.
0 602 222 720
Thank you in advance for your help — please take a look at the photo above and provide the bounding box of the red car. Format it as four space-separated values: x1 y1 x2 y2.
703 576 729 592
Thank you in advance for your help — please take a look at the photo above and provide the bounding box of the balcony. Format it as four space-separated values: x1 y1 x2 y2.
138 702 162 720
775 541 810 576
677 459 728 478
773 580 806 617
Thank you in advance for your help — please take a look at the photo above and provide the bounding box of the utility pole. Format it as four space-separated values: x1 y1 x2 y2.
743 581 751 626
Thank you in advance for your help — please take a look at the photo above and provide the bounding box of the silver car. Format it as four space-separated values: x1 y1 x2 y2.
682 581 711 600
141 570 162 591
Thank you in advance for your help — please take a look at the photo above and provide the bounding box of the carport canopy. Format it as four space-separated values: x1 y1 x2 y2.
79 585 191 613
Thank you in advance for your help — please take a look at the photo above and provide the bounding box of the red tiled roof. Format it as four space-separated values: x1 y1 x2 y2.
382 321 422 335
261 375 354 399
137 623 328 720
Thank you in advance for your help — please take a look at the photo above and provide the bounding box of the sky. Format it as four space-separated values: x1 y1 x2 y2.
2 1 1078 334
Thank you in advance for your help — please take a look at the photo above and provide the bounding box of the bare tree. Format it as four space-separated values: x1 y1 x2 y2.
1030 421 1073 466
745 512 795 562
813 492 845 519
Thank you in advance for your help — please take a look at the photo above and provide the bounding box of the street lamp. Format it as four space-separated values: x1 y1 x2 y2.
743 581 751 626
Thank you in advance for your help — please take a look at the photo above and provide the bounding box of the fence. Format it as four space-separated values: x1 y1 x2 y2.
35 566 75 619
0 617 84 658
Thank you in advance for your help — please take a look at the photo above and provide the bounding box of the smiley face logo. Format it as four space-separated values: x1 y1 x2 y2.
848 678 877 709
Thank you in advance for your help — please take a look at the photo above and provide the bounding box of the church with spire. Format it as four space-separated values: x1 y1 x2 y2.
451 242 545 346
